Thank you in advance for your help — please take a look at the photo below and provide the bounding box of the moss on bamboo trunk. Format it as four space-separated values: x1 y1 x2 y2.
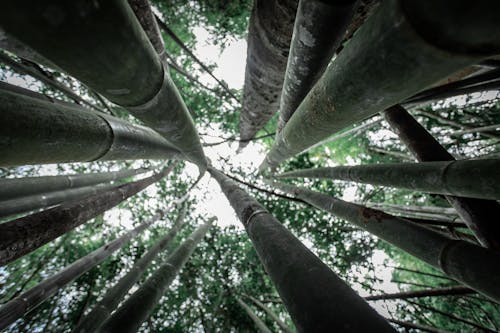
276 159 500 200
73 204 187 333
267 180 500 303
0 167 149 201
261 0 500 170
209 168 395 333
383 105 500 250
0 211 164 331
0 165 175 266
276 0 359 133
0 0 206 168
0 83 181 166
98 218 213 333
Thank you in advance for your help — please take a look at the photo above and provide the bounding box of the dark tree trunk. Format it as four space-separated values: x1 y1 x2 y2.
383 105 500 250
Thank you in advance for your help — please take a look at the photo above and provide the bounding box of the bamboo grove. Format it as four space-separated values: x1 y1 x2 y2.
0 0 499 332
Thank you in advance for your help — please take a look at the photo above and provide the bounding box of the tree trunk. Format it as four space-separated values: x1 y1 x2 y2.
276 159 500 200
268 180 500 302
98 218 213 333
383 105 500 250
260 0 500 169
0 82 181 167
0 167 149 201
0 165 175 266
244 294 294 333
239 0 298 147
128 0 165 57
236 297 272 333
209 167 395 333
0 182 116 218
365 286 474 301
0 51 103 112
276 0 359 133
72 203 187 333
0 210 164 330
0 0 206 168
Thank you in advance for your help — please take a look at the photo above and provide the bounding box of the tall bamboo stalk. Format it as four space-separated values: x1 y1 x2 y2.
0 82 181 167
244 294 294 333
0 211 165 331
239 0 298 147
0 0 206 168
276 159 500 200
276 0 359 133
0 167 149 201
383 105 500 250
236 297 272 333
260 0 500 170
365 286 474 301
0 165 175 266
73 204 187 333
0 182 116 218
209 168 395 333
267 180 500 302
98 218 213 333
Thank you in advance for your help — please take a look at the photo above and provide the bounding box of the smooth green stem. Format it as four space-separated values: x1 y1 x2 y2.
267 180 500 303
0 211 164 331
209 167 395 333
0 167 149 201
72 204 187 333
276 159 500 200
98 218 214 333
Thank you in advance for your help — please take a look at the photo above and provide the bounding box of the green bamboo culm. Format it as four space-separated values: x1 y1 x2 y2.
267 180 500 302
260 0 500 170
276 159 500 200
98 218 214 333
0 167 149 201
73 204 188 333
276 0 359 133
0 82 181 167
235 297 272 333
0 0 207 169
244 294 294 333
0 211 166 331
0 164 176 266
209 168 395 333
0 182 116 219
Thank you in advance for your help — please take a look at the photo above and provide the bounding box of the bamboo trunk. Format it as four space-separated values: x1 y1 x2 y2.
209 168 395 333
98 218 213 333
365 286 475 301
72 204 187 333
236 297 272 333
267 180 500 302
0 51 103 111
0 182 116 218
0 167 149 201
276 0 359 133
244 295 294 333
0 0 206 168
276 159 500 200
383 105 500 250
0 82 181 167
239 0 298 147
0 211 164 331
0 165 175 266
260 0 500 169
